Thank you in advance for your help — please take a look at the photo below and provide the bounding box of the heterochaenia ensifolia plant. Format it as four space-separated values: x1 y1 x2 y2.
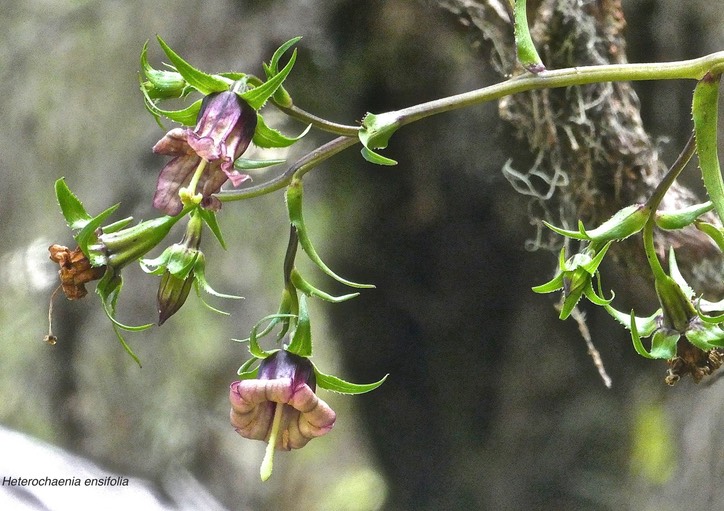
45 3 723 480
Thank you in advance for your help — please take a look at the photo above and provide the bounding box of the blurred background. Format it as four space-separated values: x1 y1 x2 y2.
1 0 723 510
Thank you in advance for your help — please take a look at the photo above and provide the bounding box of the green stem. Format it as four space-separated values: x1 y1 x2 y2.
221 51 724 203
217 135 358 202
642 134 697 280
283 224 299 288
274 103 359 136
392 51 724 128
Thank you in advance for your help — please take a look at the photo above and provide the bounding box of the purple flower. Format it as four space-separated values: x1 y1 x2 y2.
152 90 257 215
229 350 336 452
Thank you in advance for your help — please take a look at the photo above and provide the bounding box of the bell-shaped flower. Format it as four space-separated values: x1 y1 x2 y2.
229 349 336 480
532 241 614 319
152 90 257 216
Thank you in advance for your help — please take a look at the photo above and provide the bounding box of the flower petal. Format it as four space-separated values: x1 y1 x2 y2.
153 154 202 215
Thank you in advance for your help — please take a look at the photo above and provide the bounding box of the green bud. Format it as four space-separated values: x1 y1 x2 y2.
91 215 181 270
655 274 696 333
655 201 713 230
157 270 194 325
544 204 650 242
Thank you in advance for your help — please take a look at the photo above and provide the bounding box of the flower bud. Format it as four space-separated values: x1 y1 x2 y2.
142 70 187 100
148 213 203 324
157 271 194 325
89 215 181 270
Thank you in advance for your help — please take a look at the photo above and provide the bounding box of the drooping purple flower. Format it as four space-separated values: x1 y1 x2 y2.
229 350 336 452
152 90 257 215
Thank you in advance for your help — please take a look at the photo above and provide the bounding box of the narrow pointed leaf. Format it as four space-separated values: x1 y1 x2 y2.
156 36 229 94
55 178 91 230
266 37 303 77
532 273 564 293
656 201 713 230
234 157 287 171
197 208 227 250
75 203 121 257
361 147 398 166
687 324 724 347
237 362 260 380
286 178 374 289
287 294 312 357
313 365 388 395
630 311 655 359
692 72 724 223
240 49 297 110
290 269 360 303
695 221 724 252
194 254 242 299
253 113 310 148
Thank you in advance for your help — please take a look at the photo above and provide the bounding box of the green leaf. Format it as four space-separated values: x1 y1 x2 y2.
649 329 680 359
514 0 545 74
266 37 303 77
286 178 375 289
264 37 301 106
75 203 121 258
234 157 286 171
655 201 713 230
695 220 724 252
290 269 360 303
55 178 91 230
581 241 613 275
96 269 152 367
687 323 724 348
287 294 312 357
140 41 188 100
583 280 614 306
360 147 398 166
314 364 388 395
692 73 724 224
237 360 260 380
359 112 400 151
695 297 724 324
531 272 564 293
630 311 656 359
667 247 695 300
541 220 588 240
193 253 242 300
252 113 310 148
247 314 284 359
156 36 229 94
101 216 134 234
240 49 297 110
142 83 202 126
604 303 660 337
358 112 401 166
197 208 227 250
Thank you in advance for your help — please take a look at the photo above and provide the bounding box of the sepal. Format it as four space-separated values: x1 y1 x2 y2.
543 204 649 242
253 113 310 148
655 201 713 230
359 112 400 166
286 177 375 289
313 364 388 395
156 36 231 94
